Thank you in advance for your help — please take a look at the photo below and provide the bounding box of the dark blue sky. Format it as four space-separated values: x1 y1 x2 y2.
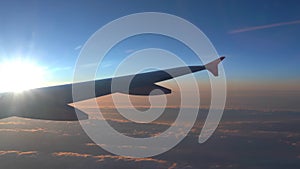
0 0 299 86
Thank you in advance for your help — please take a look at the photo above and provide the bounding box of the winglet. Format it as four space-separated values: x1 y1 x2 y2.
205 56 225 76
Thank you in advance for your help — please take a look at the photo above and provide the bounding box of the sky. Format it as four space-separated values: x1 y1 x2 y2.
0 0 299 90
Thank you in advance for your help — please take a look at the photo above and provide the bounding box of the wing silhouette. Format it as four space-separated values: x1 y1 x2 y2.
0 57 224 121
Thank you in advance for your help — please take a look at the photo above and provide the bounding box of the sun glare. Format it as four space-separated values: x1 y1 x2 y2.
0 59 46 93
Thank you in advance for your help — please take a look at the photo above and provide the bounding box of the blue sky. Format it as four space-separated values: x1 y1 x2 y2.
0 0 299 87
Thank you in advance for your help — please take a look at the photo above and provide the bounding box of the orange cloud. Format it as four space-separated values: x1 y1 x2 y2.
0 128 52 133
229 19 300 34
168 163 178 169
0 128 45 133
53 152 91 158
85 143 97 147
52 151 177 168
93 154 167 164
0 127 72 137
0 121 26 125
0 150 38 157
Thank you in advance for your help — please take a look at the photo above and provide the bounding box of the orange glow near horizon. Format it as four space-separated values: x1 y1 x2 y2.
72 79 300 112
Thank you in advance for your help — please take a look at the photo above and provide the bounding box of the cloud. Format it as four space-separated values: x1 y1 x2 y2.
51 66 72 72
0 127 64 134
125 49 136 54
0 150 38 157
85 143 97 147
216 127 300 140
101 62 112 68
0 121 26 125
209 164 239 169
52 151 177 168
229 19 300 34
78 62 98 68
53 152 91 158
0 128 46 133
217 129 240 134
93 154 167 164
168 163 178 169
74 45 82 50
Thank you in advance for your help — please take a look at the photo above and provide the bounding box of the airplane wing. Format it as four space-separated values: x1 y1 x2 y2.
0 57 225 121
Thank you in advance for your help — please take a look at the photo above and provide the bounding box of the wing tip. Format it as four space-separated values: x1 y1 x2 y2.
205 56 225 76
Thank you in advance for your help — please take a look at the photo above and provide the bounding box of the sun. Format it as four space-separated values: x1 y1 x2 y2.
0 59 46 93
